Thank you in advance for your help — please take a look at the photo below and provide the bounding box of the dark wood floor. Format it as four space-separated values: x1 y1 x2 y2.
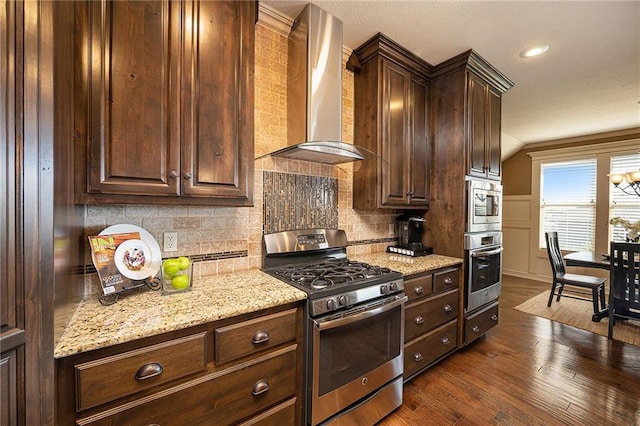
380 275 640 426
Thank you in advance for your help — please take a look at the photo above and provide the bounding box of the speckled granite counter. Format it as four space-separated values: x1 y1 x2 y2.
54 270 307 359
351 253 463 276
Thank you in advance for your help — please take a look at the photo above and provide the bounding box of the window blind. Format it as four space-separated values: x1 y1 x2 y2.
541 159 597 251
609 153 640 242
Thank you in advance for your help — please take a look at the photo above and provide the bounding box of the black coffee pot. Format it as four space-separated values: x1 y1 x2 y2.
396 214 425 250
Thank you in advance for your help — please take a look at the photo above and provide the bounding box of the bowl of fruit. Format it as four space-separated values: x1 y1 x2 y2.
160 256 193 294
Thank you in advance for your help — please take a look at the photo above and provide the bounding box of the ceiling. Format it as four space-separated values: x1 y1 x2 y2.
262 1 640 159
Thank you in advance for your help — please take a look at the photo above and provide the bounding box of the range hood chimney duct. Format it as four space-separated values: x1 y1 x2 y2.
268 3 364 165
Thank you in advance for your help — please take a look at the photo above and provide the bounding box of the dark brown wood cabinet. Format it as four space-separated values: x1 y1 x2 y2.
56 304 303 425
74 0 255 206
467 72 503 180
402 266 461 381
348 33 431 210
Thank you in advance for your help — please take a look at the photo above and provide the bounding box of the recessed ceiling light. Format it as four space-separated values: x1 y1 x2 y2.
519 43 550 58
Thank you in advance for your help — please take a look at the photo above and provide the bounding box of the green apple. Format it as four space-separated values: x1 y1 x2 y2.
177 256 191 271
162 259 180 279
171 274 190 290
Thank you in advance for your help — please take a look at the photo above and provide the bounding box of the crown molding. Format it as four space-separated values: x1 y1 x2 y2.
257 3 292 37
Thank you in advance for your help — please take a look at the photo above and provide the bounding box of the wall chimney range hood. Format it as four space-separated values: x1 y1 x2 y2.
267 3 365 165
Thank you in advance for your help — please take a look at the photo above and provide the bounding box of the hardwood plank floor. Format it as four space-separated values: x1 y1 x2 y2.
380 275 640 426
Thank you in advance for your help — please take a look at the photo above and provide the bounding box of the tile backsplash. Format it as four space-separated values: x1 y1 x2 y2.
82 20 398 295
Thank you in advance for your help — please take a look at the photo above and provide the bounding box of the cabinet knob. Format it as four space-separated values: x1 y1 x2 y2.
414 286 423 295
414 315 424 325
251 379 270 396
443 277 453 285
471 325 481 333
413 352 423 362
443 304 453 313
251 330 270 344
183 172 192 180
441 336 450 345
491 314 498 321
135 362 163 381
169 170 179 179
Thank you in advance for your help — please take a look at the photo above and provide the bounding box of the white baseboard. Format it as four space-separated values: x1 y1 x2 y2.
502 270 548 283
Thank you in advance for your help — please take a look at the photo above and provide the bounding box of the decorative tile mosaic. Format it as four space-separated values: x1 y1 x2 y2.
263 171 339 234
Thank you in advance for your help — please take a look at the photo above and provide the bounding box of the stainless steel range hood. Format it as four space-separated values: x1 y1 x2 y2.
268 3 364 165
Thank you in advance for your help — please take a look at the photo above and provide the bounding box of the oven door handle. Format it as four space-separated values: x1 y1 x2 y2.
471 247 503 258
314 295 407 331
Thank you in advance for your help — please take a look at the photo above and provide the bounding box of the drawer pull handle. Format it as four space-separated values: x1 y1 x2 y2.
443 277 453 285
441 336 450 345
414 315 424 325
252 330 270 344
135 362 163 381
413 353 423 362
251 379 270 396
414 286 424 294
443 304 453 313
491 314 498 321
471 325 480 333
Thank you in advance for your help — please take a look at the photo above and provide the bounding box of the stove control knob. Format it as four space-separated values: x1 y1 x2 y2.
338 295 348 306
326 299 336 311
389 282 399 292
380 284 389 295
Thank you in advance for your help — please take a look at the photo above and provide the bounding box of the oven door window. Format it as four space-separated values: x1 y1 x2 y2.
315 303 402 397
470 249 501 292
474 191 499 218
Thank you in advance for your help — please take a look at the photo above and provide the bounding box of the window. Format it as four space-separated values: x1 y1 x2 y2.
541 159 597 251
609 153 640 241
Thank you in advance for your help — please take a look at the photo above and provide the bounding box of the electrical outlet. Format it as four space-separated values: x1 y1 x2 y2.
389 224 395 235
163 232 178 252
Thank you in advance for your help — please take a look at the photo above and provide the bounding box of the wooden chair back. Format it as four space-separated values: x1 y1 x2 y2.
545 232 566 277
609 241 640 313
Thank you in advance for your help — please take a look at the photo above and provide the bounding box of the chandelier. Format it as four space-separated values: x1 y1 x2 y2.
609 169 640 196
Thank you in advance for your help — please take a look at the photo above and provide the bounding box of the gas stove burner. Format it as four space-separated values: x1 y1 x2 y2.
271 259 396 292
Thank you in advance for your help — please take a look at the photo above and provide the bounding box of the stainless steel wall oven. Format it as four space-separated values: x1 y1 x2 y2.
466 179 502 233
263 229 406 425
465 231 502 312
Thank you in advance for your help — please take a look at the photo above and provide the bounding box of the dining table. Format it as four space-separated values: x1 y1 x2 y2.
564 251 611 270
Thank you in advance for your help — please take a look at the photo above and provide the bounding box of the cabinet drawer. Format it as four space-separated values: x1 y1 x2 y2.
75 332 207 411
404 290 458 342
237 397 296 426
404 321 457 379
434 268 459 293
404 273 433 302
77 345 297 426
215 308 297 365
464 301 499 344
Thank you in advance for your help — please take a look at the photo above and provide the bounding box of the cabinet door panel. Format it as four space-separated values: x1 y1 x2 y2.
84 0 181 196
408 77 429 206
182 0 254 201
487 88 502 179
381 61 409 206
467 73 487 178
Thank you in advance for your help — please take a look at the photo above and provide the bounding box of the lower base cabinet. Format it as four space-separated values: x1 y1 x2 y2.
463 301 499 345
404 321 458 379
56 304 303 426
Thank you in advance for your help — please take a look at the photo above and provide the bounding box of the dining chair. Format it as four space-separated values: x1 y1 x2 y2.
608 241 640 340
544 232 607 322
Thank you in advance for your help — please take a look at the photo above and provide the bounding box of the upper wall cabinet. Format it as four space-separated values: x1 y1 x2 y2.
348 33 432 210
74 0 255 206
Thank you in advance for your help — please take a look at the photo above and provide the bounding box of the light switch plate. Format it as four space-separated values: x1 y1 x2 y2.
163 232 178 252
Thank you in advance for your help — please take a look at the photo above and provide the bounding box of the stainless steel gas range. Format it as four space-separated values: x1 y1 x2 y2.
263 229 406 426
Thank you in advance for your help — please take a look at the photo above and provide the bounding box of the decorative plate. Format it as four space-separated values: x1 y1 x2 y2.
100 224 162 280
114 239 154 280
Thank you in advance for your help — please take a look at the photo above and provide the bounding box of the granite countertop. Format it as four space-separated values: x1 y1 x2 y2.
54 270 307 359
54 253 462 359
352 253 463 276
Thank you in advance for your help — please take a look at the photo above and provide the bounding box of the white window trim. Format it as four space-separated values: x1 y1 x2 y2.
529 139 640 264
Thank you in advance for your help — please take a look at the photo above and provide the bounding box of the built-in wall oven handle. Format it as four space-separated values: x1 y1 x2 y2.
470 247 503 258
314 295 407 331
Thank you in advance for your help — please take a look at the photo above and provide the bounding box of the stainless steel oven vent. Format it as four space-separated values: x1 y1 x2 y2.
267 3 364 165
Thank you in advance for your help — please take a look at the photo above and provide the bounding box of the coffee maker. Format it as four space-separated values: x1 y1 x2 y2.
387 213 433 257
